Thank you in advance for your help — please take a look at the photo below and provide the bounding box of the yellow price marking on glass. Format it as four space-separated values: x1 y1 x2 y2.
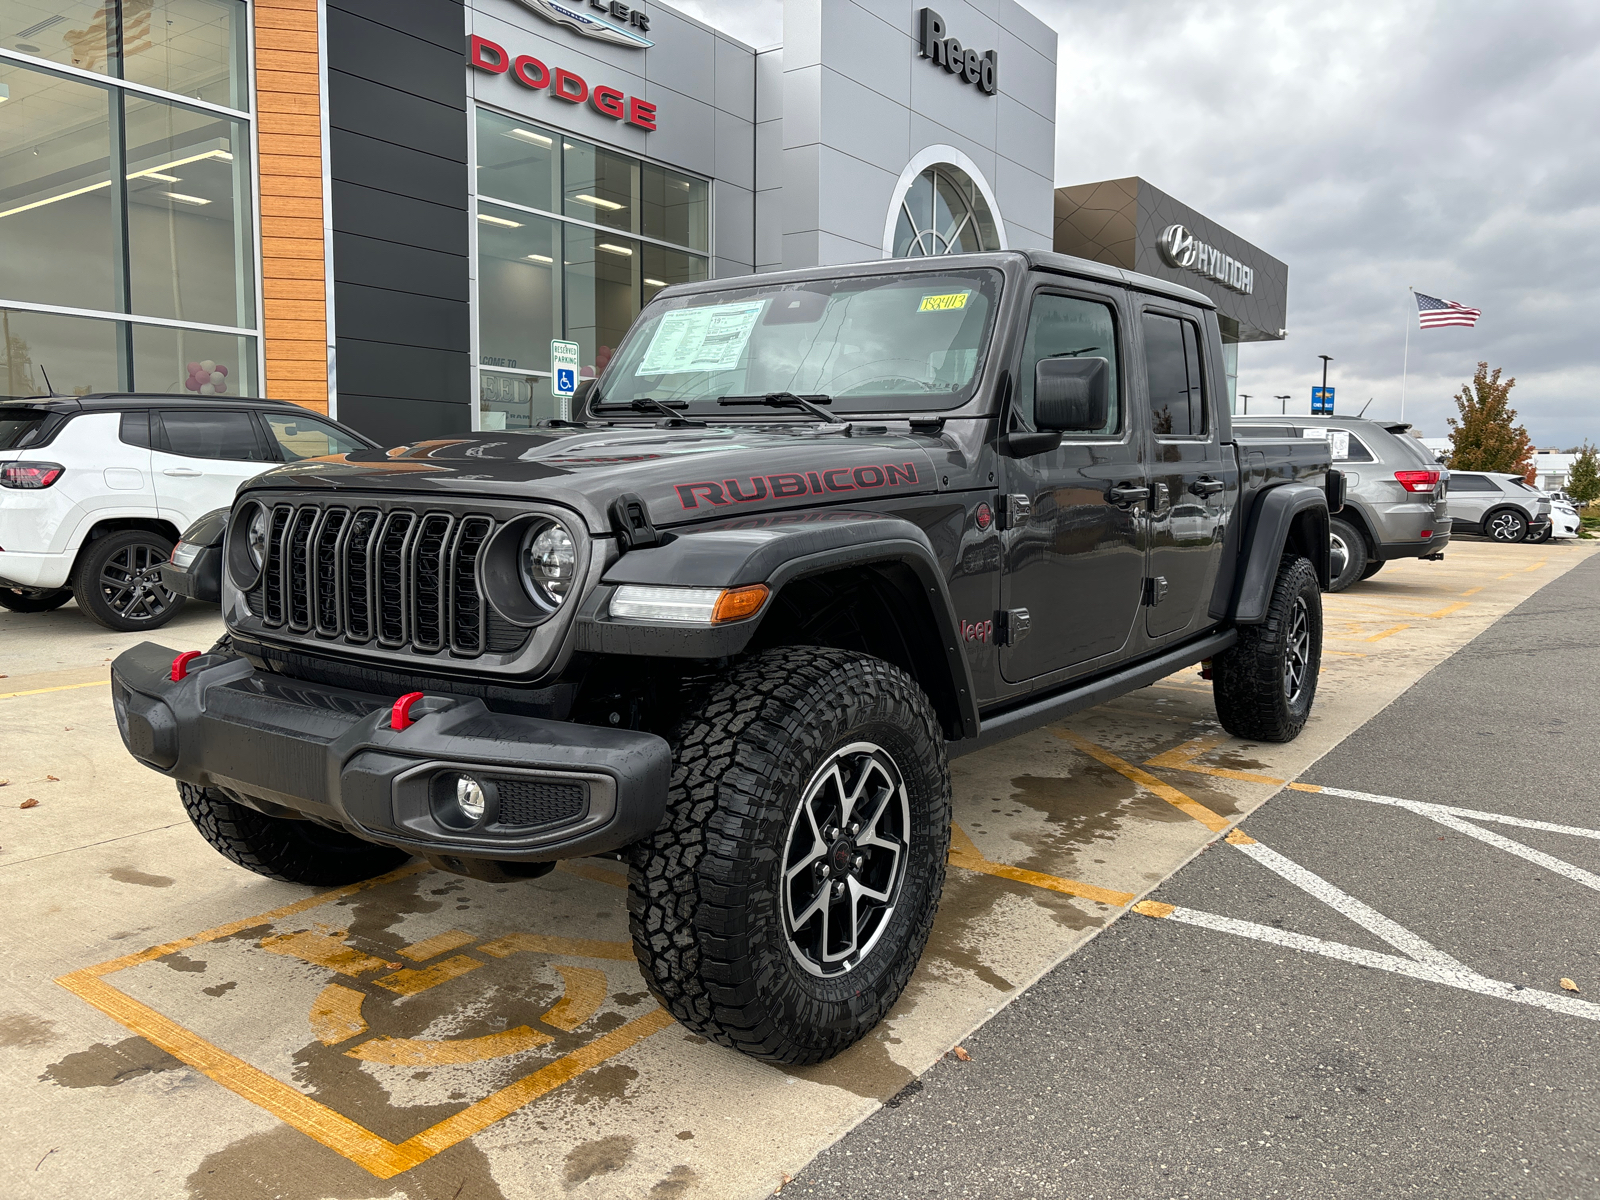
918 292 970 312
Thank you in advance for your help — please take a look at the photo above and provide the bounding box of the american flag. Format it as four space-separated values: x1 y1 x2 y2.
1416 291 1481 329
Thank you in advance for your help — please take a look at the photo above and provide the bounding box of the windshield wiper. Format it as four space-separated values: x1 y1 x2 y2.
717 392 843 425
590 395 703 426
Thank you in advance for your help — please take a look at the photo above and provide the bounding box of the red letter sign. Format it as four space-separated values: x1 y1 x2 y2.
591 85 626 119
512 54 549 89
626 96 657 130
468 35 508 74
552 68 588 103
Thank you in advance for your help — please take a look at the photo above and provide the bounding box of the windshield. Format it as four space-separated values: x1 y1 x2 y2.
589 268 1003 415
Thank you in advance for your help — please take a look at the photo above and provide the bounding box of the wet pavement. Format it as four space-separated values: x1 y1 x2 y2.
2 538 1591 1199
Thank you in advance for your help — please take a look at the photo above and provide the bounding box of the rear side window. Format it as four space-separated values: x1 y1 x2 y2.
1448 473 1498 492
155 410 271 461
1142 313 1207 437
0 409 49 450
119 410 151 447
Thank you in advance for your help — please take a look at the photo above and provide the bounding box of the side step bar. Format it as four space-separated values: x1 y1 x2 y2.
951 629 1238 759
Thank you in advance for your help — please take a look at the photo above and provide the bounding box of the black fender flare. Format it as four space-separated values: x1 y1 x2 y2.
1229 482 1330 623
573 511 980 738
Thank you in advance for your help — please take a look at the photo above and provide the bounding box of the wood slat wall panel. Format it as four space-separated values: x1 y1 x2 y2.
255 0 329 411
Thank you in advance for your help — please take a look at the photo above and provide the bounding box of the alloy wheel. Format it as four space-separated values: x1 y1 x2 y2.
781 742 911 978
98 543 178 623
1487 511 1527 542
1283 595 1312 705
1328 531 1349 580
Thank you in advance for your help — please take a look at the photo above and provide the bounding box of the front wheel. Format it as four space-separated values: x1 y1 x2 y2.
1484 508 1528 543
0 586 73 613
1327 517 1367 592
71 530 186 631
629 647 951 1065
1213 555 1322 743
1529 523 1553 544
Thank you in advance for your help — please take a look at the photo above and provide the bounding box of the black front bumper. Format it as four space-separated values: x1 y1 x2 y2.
110 642 671 868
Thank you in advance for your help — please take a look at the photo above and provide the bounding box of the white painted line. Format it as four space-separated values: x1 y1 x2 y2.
1314 784 1600 841
1157 904 1600 1023
1413 810 1600 894
1230 840 1466 970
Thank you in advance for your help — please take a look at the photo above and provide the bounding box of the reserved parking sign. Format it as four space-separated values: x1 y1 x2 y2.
551 339 579 419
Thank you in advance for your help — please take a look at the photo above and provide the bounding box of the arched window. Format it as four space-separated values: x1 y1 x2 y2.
891 163 1000 257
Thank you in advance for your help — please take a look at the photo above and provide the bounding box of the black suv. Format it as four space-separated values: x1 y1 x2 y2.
111 251 1335 1064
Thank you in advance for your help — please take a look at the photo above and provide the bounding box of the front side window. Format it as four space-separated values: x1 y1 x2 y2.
262 413 367 461
155 408 266 460
1142 313 1207 437
593 269 1003 415
1015 292 1119 435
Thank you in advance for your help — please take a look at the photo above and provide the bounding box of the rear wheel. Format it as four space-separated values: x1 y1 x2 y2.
1327 517 1367 592
1359 560 1385 580
180 783 411 886
71 530 186 631
1483 508 1528 543
629 647 951 1064
1213 555 1321 743
0 586 72 613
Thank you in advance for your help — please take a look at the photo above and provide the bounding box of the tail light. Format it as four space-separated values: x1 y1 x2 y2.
1394 469 1440 493
1 462 65 489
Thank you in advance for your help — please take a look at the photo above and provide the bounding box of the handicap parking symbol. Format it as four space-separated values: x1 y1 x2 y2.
555 367 576 395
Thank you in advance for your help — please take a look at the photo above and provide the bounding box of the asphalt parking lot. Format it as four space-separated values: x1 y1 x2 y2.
2 538 1594 1200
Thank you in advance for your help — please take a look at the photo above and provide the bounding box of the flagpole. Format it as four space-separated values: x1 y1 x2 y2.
1400 287 1413 422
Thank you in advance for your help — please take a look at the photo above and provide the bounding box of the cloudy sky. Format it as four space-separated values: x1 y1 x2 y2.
675 0 1600 447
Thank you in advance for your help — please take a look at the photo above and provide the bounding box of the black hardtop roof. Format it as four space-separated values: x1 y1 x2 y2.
654 250 1217 311
0 392 303 414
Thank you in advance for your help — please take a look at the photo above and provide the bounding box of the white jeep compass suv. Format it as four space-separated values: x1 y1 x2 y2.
0 394 374 630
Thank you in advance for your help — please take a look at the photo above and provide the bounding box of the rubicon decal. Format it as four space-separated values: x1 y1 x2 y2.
469 35 658 131
674 463 920 509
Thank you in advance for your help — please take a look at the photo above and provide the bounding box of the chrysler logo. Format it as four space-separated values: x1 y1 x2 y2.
512 0 654 49
1157 224 1197 269
1156 223 1254 295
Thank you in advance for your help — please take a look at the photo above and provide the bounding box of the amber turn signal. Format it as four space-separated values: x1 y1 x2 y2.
711 584 769 623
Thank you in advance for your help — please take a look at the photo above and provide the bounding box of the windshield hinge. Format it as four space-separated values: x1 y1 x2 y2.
610 492 660 551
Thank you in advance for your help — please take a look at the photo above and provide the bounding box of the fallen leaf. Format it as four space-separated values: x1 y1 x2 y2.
20 799 40 809
1561 978 1580 993
951 1045 972 1061
0 779 8 787
45 775 59 782
773 1173 792 1194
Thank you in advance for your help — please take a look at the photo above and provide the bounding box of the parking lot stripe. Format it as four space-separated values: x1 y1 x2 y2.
347 1025 554 1066
1060 732 1231 832
1143 734 1229 770
400 929 477 961
1461 587 1484 596
1313 784 1600 840
310 983 369 1045
1366 624 1410 641
0 679 110 700
261 930 392 976
544 965 609 1032
476 932 637 961
948 825 1135 907
1424 602 1470 619
376 954 484 996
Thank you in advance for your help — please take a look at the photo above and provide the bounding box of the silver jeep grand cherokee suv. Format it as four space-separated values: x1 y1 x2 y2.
1235 415 1449 591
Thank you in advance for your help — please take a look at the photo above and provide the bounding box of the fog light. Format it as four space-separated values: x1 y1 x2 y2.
454 775 486 821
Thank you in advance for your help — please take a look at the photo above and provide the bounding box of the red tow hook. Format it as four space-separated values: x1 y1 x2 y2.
391 691 426 731
170 651 203 681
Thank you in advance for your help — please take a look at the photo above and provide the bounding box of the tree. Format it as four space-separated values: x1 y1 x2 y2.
1568 444 1600 507
1447 362 1532 475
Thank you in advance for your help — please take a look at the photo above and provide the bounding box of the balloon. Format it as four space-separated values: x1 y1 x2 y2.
199 383 215 395
186 362 201 375
184 377 199 391
209 371 225 388
212 380 226 395
199 359 216 372
215 364 229 377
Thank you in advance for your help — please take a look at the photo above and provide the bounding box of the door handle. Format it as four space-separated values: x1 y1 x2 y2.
1108 484 1150 507
1189 478 1225 496
162 467 203 477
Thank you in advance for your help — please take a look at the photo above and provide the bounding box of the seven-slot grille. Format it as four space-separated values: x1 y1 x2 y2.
252 503 506 656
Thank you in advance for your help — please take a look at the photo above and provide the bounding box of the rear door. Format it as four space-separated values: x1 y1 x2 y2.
999 282 1147 683
1446 472 1497 526
150 408 275 531
1140 307 1233 640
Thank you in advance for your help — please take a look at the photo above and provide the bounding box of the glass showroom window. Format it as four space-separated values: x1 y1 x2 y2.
892 164 999 257
473 108 709 429
0 1 256 400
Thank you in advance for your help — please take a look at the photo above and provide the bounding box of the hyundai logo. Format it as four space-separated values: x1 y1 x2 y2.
1156 224 1254 295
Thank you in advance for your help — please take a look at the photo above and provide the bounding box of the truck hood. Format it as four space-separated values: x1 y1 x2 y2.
239 423 947 533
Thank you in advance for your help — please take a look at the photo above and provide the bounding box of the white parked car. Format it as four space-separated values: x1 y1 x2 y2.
0 394 375 630
1540 494 1581 541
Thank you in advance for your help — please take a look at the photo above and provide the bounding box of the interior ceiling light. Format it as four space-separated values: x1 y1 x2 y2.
597 243 633 256
525 253 554 263
644 277 666 287
505 127 552 146
160 191 210 205
477 212 523 228
138 171 180 183
0 83 10 103
573 193 624 211
0 147 234 220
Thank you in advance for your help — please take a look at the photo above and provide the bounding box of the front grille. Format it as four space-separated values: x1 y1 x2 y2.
250 501 524 658
492 777 586 829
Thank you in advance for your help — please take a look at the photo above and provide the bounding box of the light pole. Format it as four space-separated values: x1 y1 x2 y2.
1318 355 1333 391
1239 393 1252 414
1275 394 1291 414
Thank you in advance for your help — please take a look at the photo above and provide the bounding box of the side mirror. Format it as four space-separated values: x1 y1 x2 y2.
1034 357 1110 433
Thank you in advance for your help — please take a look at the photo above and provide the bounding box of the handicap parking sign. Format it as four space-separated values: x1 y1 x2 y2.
550 340 580 399
555 367 575 394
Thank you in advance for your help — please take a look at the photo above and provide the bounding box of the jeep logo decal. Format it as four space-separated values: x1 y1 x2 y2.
674 463 919 509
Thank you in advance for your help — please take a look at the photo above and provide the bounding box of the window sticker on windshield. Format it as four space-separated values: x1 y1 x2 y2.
1302 428 1350 459
918 292 970 312
636 300 768 375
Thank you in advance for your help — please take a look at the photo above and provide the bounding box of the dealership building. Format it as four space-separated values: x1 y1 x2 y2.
0 0 1284 440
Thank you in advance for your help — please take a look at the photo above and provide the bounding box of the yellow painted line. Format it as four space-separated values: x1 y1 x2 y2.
477 932 636 961
544 965 608 1032
1424 601 1469 619
1133 900 1175 919
347 1025 553 1067
1461 586 1484 596
948 824 1136 907
0 679 110 700
1366 624 1409 642
1524 559 1548 572
1144 733 1229 770
1224 828 1257 845
260 930 391 977
375 954 482 996
1288 782 1323 793
400 929 476 962
1497 572 1517 580
309 983 369 1046
1058 731 1231 833
1324 650 1368 657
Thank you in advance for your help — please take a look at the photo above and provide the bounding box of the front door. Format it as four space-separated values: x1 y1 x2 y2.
1000 286 1146 683
150 408 275 531
1140 308 1235 639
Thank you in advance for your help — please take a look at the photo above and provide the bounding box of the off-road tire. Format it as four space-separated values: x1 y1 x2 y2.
1327 516 1367 592
628 646 951 1065
0 586 72 612
1483 507 1528 543
1359 560 1385 580
179 782 411 886
1213 555 1321 743
71 529 186 631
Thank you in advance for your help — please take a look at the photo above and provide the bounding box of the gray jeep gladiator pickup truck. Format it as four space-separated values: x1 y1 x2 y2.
111 250 1336 1064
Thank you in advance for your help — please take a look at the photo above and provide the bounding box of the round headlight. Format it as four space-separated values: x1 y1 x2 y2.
246 506 270 568
520 522 576 604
